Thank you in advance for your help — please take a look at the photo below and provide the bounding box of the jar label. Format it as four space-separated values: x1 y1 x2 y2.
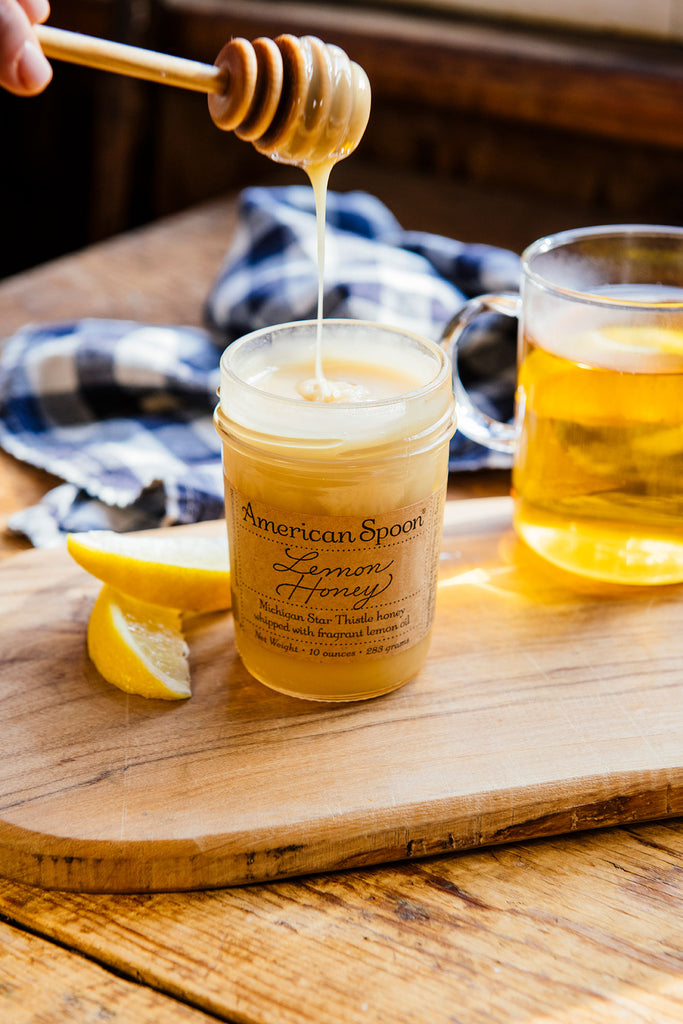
226 484 446 662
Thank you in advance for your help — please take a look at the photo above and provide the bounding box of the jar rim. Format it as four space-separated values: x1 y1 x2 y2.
219 318 451 414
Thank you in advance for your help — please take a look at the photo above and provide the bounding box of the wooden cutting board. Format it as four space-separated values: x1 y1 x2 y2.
0 497 680 893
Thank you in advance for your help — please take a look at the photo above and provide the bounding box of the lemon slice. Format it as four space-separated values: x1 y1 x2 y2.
551 325 683 373
87 586 191 700
67 530 231 612
600 325 683 355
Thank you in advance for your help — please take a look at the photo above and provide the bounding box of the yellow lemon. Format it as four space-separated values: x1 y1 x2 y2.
599 325 683 356
87 586 191 700
67 529 231 612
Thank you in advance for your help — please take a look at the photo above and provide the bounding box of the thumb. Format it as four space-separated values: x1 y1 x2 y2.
0 0 52 95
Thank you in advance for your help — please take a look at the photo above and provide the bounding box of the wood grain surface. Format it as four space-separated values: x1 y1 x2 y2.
0 497 680 893
0 819 680 1024
0 918 215 1023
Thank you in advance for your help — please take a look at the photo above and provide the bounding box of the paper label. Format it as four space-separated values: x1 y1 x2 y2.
227 484 446 662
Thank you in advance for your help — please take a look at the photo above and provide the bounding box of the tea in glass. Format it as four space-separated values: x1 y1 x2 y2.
442 225 683 585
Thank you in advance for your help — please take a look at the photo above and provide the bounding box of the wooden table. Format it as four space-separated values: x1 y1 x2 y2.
0 193 681 1023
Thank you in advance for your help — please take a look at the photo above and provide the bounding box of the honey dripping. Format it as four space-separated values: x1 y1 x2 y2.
209 34 372 402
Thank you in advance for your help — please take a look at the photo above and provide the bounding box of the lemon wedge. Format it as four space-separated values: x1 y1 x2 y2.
67 529 231 612
87 586 191 700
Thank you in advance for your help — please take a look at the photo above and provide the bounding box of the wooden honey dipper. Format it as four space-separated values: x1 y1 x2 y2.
34 25 371 168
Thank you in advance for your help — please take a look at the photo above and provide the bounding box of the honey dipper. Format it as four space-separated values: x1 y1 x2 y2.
34 25 371 167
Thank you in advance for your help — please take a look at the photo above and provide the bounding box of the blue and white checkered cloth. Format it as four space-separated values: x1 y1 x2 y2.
0 186 520 546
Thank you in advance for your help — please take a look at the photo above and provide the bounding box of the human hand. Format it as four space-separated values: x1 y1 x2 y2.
0 0 52 95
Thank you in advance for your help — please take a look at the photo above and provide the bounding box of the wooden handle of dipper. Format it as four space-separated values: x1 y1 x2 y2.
34 24 284 137
35 24 229 94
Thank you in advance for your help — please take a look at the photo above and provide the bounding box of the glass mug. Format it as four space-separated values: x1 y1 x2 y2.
214 319 456 701
443 224 683 585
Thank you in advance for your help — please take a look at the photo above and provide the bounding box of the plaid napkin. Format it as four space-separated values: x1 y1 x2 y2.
0 186 520 547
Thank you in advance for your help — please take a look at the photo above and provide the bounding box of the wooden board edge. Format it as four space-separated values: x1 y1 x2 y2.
1 768 679 893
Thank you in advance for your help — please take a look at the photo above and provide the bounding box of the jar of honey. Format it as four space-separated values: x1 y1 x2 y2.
214 319 456 701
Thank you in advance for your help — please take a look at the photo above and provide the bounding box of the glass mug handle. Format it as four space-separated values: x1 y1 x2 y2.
440 293 519 456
